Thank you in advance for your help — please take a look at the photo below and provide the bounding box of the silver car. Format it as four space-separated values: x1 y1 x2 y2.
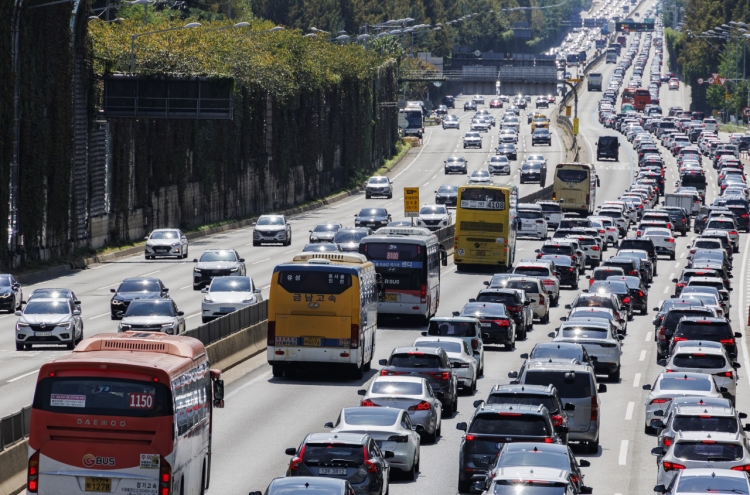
643 372 725 434
308 223 343 243
554 318 623 381
15 298 83 351
333 228 372 252
253 214 292 246
654 399 742 454
488 156 510 175
193 249 246 289
117 299 185 335
660 340 737 402
415 205 452 232
463 132 482 149
414 336 479 393
443 115 460 129
498 128 518 143
326 407 421 476
201 276 263 323
144 228 188 259
365 176 393 199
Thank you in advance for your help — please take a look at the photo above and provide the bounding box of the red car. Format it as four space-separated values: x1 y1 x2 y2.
547 94 556 103
490 99 503 108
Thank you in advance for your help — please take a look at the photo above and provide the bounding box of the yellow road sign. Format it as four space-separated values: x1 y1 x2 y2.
573 117 579 135
404 187 420 217
565 105 572 117
568 78 582 83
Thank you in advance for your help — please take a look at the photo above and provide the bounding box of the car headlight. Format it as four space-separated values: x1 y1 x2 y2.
112 299 123 305
162 322 175 328
171 242 180 247
58 322 72 329
0 293 11 298
204 297 213 303
242 296 256 303
194 267 201 273
119 324 131 331
146 241 153 246
310 236 319 241
230 267 239 272
17 322 29 328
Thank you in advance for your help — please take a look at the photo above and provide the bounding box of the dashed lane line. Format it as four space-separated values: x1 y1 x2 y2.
7 370 38 383
639 350 647 361
633 373 641 387
618 440 628 465
88 312 110 321
625 402 634 420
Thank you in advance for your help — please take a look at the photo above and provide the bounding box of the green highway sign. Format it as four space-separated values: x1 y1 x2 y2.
615 21 655 32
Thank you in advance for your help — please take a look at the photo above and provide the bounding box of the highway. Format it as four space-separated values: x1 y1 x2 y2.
4 4 749 495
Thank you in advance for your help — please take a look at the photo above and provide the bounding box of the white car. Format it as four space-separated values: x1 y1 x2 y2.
471 120 491 133
704 216 740 252
566 234 602 267
472 95 485 104
642 227 676 259
414 204 452 231
537 201 563 229
660 340 737 402
643 372 725 433
512 260 559 306
145 228 188 259
468 169 493 185
555 318 623 381
463 132 482 149
516 206 548 240
201 276 263 323
590 217 618 245
654 469 750 495
414 336 479 393
488 156 511 175
498 128 518 143
327 407 421 475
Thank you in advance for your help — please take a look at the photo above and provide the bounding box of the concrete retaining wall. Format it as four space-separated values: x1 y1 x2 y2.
0 439 28 495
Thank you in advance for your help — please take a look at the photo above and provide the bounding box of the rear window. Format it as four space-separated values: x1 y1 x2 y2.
515 267 550 277
342 408 399 426
487 394 559 413
523 371 592 398
371 381 423 395
677 475 747 495
428 321 476 337
675 321 732 341
539 203 562 213
302 444 364 465
672 353 726 369
506 281 541 293
518 210 544 219
619 239 654 251
673 442 744 461
672 415 738 434
660 376 712 391
469 414 550 436
594 269 624 280
416 341 463 353
476 293 520 305
560 326 609 338
665 310 714 328
390 353 442 368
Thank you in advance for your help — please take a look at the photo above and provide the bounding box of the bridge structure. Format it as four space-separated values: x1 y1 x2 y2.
399 65 559 96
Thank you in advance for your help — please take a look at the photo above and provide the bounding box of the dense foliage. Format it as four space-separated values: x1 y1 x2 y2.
0 0 13 263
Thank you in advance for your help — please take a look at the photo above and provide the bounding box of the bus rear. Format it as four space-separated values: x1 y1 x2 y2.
267 254 376 377
552 163 597 215
633 89 652 111
28 333 219 495
454 185 518 270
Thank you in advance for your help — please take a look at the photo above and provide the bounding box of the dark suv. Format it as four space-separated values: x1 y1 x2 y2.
284 432 391 495
443 95 456 108
477 383 575 444
618 237 658 273
662 207 690 236
455 403 561 492
670 317 742 361
109 278 169 319
655 306 716 359
472 288 534 338
379 346 458 415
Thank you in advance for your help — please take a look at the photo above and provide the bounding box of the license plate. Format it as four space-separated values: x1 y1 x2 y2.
34 332 52 336
367 224 376 227
85 478 111 492
304 337 321 346
474 250 487 256
219 307 236 313
384 294 399 302
481 322 492 327
319 468 347 475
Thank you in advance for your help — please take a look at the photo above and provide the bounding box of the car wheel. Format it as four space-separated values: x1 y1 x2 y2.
387 193 392 199
350 362 364 380
517 323 527 340
422 428 437 445
458 479 472 493
15 342 23 351
253 241 260 246
609 366 621 382
505 339 515 351
407 455 418 481
202 317 210 324
541 311 550 324
443 399 454 417
669 252 676 260
586 439 599 454
366 194 371 199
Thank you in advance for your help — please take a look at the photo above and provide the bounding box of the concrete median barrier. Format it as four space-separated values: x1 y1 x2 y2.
0 439 28 495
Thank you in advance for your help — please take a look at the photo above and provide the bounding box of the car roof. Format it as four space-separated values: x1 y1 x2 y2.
306 432 368 444
430 316 478 323
414 336 467 347
676 468 748 479
490 384 556 395
675 405 736 416
391 346 445 356
493 467 569 483
475 403 549 415
268 476 348 490
674 431 741 442
525 361 592 372
372 375 425 384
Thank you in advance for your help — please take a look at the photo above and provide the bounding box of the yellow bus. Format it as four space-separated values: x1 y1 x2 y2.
552 162 599 216
267 253 379 379
454 184 518 271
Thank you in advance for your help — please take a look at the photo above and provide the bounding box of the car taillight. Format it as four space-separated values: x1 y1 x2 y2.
361 399 379 407
159 456 172 495
672 336 688 342
663 461 686 472
409 401 432 411
720 339 735 345
552 415 563 426
539 294 545 305
592 245 600 251
542 279 555 286
570 255 576 260
381 370 406 376
629 270 639 276
590 395 598 421
267 320 276 346
27 450 39 493
507 305 522 312
676 282 685 288
589 279 595 286
350 324 359 349
465 435 476 441
650 398 672 404
715 371 733 378
663 437 673 447
742 214 749 218
731 465 750 472
623 297 631 304
363 446 378 473
544 437 554 443
495 320 510 327
430 372 451 380
420 284 427 303
730 231 738 235
471 338 479 350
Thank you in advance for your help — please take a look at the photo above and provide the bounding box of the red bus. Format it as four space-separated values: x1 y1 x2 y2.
27 332 225 495
633 88 652 111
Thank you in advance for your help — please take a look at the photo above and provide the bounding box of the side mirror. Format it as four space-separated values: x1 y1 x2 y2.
384 451 395 459
456 422 468 432
483 281 490 286
643 384 652 391
473 400 485 408
653 307 659 312
598 383 607 393
73 310 81 316
193 258 198 263
110 288 116 293
201 288 207 293
656 359 666 366
520 353 529 359
14 310 21 316
735 332 743 338
720 387 729 393
560 316 568 321
651 447 665 456
239 258 245 263
324 422 334 428
441 248 448 266
255 289 262 294
564 304 571 309
524 300 531 306
739 412 747 419
744 424 750 432
249 491 263 495
452 311 460 317
285 448 297 456
564 403 576 411
654 485 666 493
212 378 225 408
436 392 445 399
671 278 678 283
163 288 169 293
379 359 387 366
508 371 519 379
74 300 81 305
579 459 590 467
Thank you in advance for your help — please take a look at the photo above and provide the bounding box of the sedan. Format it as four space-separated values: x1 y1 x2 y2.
654 433 750 486
490 99 503 108
110 277 170 319
496 143 518 161
532 128 552 146
498 129 518 144
144 228 188 259
444 156 468 174
0 274 23 312
554 318 623 381
117 299 185 335
192 249 246 290
415 204 452 231
308 223 343 243
442 115 460 129
327 407 421 478
643 372 726 433
358 375 443 443
201 276 263 323
468 169 493 185
654 469 750 495
354 208 391 230
463 132 483 149
435 184 458 207
414 336 479 394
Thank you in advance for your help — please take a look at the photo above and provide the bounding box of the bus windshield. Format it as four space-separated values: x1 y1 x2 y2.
556 169 588 182
460 188 507 210
360 242 426 291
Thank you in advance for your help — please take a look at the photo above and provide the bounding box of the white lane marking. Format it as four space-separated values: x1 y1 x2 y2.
140 270 162 277
680 252 686 258
261 285 270 289
96 282 120 290
663 286 669 293
252 258 271 265
283 249 296 254
625 402 634 420
392 132 434 181
738 235 750 394
668 273 674 280
180 284 192 290
633 373 641 387
7 370 38 383
0 314 13 319
423 181 430 187
226 370 273 400
88 312 110 320
186 312 201 320
674 262 680 268
639 350 647 361
618 440 628 465
645 332 652 341
244 242 256 246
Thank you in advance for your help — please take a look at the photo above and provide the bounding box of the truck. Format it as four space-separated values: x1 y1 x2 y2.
588 72 603 91
399 101 425 139
606 47 618 63
664 192 700 216
617 35 628 48
595 38 607 50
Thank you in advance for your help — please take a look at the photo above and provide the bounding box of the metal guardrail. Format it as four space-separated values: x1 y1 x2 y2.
0 406 31 451
183 299 269 346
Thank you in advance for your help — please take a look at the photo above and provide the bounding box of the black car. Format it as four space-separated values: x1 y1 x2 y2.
472 288 534 338
110 278 169 319
464 100 477 111
668 317 741 361
606 275 648 315
455 403 561 492
617 238 658 273
354 208 391 230
539 255 579 288
532 128 552 146
596 136 619 161
285 433 390 495
478 384 575 444
379 346 458 414
458 301 516 349
588 280 633 320
444 95 456 108
520 162 546 185
444 156 468 174
496 143 518 160
0 274 23 312
661 207 689 235
435 184 458 206
655 306 716 359
725 203 750 231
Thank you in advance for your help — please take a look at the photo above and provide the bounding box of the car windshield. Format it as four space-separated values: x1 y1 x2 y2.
257 217 284 226
420 206 447 215
303 244 340 252
359 209 387 217
31 289 70 299
438 185 458 193
676 475 748 494
210 277 251 292
371 381 423 395
369 177 388 184
313 224 339 232
428 321 476 337
673 442 744 462
150 231 179 239
124 301 174 317
342 408 399 426
118 280 161 292
199 251 237 262
524 371 592 398
466 133 480 138
469 414 549 436
487 394 559 413
24 300 70 315
672 415 738 433
497 450 569 470
659 376 712 391
334 230 369 243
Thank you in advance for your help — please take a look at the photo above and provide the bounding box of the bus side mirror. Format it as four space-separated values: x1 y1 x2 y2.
440 246 448 266
212 372 225 408
376 274 385 302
